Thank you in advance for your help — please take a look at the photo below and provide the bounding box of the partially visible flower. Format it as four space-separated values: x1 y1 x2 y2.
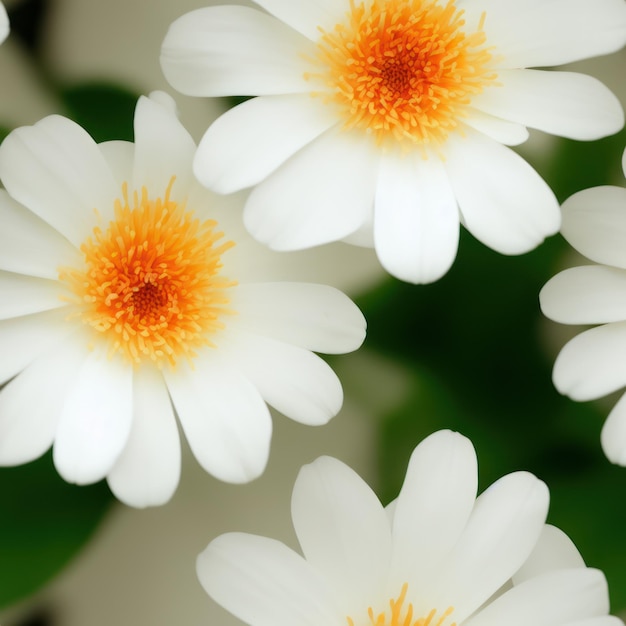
540 147 626 466
0 2 8 44
161 0 626 284
0 90 366 508
198 430 617 626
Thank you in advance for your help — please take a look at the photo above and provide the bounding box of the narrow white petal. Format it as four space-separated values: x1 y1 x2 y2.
0 309 73 385
231 282 365 354
252 0 350 40
374 152 459 284
553 322 626 401
0 115 118 246
466 568 609 626
472 70 624 141
540 266 626 325
424 472 549 622
219 330 343 426
445 132 560 254
463 110 529 146
469 0 626 68
601 392 626 465
53 350 134 485
291 456 391 613
513 525 585 585
0 2 8 44
0 190 80 279
198 532 342 626
132 93 196 194
560 186 626 268
98 140 134 189
107 367 180 508
622 147 626 178
194 94 336 194
161 6 314 97
0 333 85 465
164 353 272 483
0 271 67 320
244 129 377 250
390 431 478 591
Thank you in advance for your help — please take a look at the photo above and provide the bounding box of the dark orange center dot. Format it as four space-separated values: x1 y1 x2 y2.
59 178 236 369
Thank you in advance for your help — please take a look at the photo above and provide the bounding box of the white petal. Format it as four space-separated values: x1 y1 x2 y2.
465 568 609 626
131 93 196 195
164 353 272 483
98 140 134 189
601 392 626 465
390 431 478 591
0 115 119 246
424 472 549 622
194 94 336 194
291 456 391 613
540 266 626 325
53 350 134 485
0 271 67 320
472 70 624 141
244 128 377 250
374 151 459 284
0 309 72 385
161 6 314 97
622 147 626 178
0 333 85 465
445 132 560 254
231 282 365 354
467 0 626 68
463 110 530 146
252 0 350 41
107 367 180 508
0 190 81 279
553 322 626 401
0 2 8 44
513 525 585 585
219 329 343 426
560 186 626 268
197 532 342 626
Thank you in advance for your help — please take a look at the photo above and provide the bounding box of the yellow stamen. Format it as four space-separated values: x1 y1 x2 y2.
347 583 455 626
59 177 236 369
308 0 496 148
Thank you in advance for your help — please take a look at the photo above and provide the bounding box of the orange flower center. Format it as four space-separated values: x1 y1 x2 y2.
309 0 496 147
347 584 456 626
59 178 235 368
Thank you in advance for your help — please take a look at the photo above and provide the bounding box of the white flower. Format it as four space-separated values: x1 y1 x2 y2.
540 147 626 466
197 430 618 626
0 2 8 44
161 0 626 284
0 91 366 508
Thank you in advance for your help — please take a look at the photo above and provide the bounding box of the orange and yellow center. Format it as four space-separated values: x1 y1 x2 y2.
59 178 235 368
309 0 496 147
347 584 455 626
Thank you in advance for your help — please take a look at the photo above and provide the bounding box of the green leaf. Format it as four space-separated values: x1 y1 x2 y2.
0 452 113 608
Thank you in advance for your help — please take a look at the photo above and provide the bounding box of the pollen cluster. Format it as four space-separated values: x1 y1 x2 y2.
311 0 496 147
59 178 235 368
347 584 455 626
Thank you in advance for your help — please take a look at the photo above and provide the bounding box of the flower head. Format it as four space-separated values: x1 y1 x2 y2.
540 147 626 466
0 91 366 507
197 430 617 626
161 0 626 284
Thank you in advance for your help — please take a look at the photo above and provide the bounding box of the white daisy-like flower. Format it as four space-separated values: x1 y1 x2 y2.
0 91 366 508
0 2 8 44
540 147 626 466
160 0 626 284
197 429 619 626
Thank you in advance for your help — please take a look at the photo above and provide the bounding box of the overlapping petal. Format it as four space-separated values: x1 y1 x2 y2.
161 6 314 97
